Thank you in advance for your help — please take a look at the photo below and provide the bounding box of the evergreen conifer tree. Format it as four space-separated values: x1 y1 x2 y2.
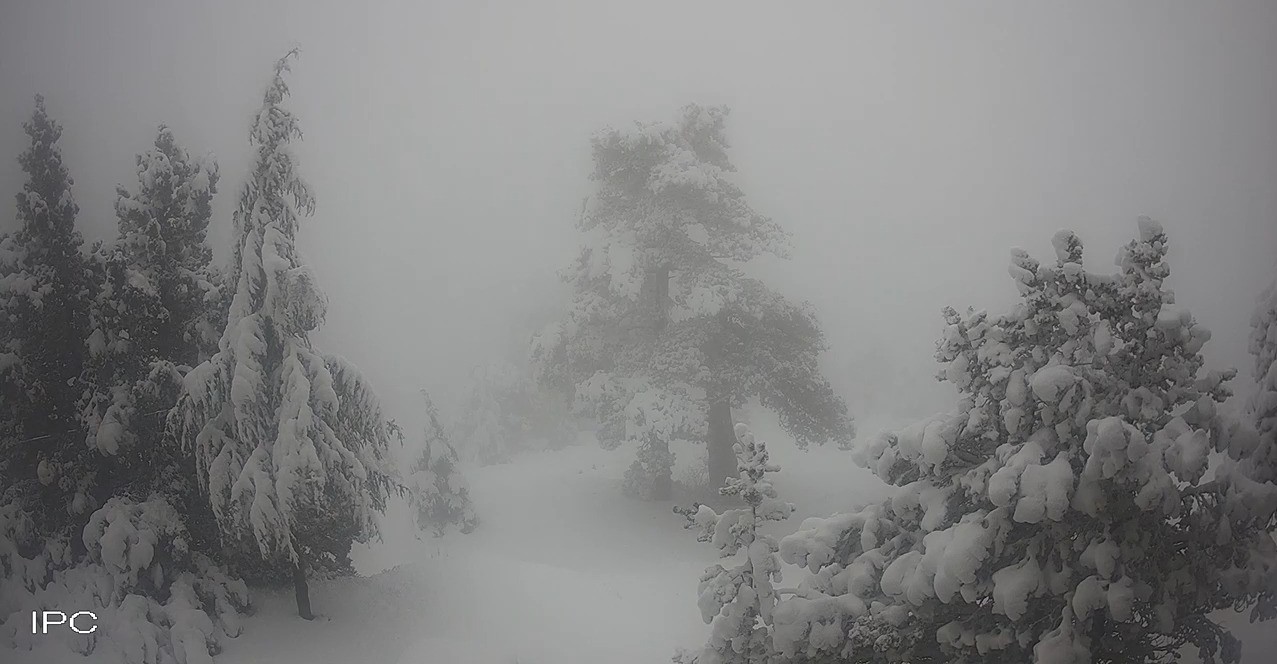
78 126 223 532
408 391 478 536
534 105 853 498
0 95 95 538
169 50 396 619
771 220 1276 664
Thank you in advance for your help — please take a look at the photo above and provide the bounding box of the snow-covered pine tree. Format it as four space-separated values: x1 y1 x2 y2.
0 95 95 538
408 391 478 537
771 220 1277 664
1249 273 1277 486
169 50 396 620
77 126 222 528
534 105 853 498
675 422 794 664
1244 271 1277 624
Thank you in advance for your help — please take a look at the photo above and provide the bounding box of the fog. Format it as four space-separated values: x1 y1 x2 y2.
4 0 1275 434
4 2 1277 662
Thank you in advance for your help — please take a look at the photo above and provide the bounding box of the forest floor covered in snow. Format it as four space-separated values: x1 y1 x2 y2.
216 415 890 664
9 415 1277 664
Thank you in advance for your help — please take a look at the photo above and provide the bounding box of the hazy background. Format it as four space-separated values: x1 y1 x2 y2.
2 0 1274 438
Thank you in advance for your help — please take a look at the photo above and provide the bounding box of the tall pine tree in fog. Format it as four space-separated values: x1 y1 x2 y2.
0 95 94 536
170 50 396 619
534 105 852 498
772 221 1276 664
78 126 223 517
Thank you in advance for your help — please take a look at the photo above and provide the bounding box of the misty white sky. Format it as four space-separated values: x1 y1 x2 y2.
2 0 1274 436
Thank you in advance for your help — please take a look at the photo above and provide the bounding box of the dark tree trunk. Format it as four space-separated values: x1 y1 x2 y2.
707 400 737 489
650 433 672 501
293 559 314 620
642 265 671 333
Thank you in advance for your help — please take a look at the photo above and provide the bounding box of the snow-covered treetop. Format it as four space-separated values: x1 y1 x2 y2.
561 104 790 336
231 48 314 281
12 94 82 262
115 125 219 278
588 104 789 266
221 48 325 348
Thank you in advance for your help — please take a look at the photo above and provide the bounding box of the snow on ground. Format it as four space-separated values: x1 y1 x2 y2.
219 414 889 664
10 412 1277 663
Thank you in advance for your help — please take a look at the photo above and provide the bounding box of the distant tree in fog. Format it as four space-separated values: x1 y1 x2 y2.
772 221 1275 664
169 50 397 620
408 391 478 537
533 104 853 499
450 358 577 465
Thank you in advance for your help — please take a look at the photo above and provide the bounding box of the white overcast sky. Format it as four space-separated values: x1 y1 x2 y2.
2 0 1275 433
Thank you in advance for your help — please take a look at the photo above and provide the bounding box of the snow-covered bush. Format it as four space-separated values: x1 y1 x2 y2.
169 50 396 619
771 220 1277 664
675 423 795 663
408 393 478 536
1 496 248 664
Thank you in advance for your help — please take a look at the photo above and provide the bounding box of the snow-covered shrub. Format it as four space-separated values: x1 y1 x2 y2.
0 496 248 664
408 393 478 537
675 423 795 663
771 220 1277 664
